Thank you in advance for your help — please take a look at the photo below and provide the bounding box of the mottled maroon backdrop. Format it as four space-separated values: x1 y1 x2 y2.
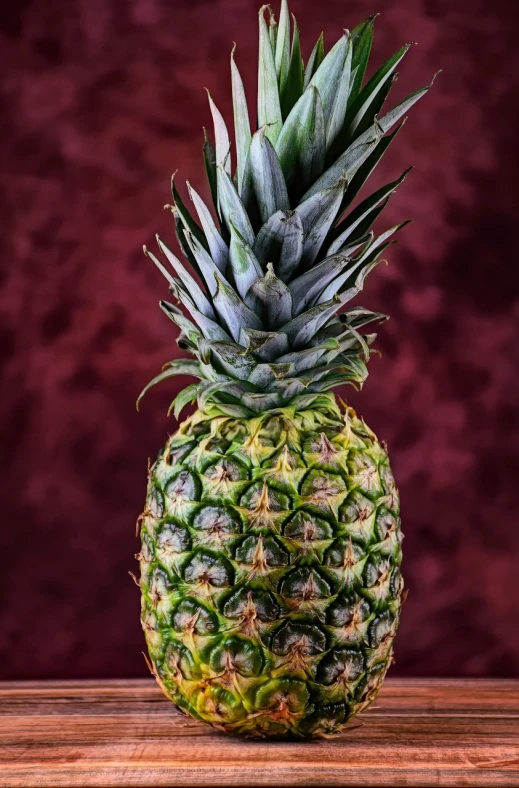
1 0 518 680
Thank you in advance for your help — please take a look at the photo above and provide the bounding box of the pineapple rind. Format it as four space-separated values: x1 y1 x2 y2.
139 400 403 738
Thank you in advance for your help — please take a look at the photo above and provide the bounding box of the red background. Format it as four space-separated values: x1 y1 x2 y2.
1 0 518 680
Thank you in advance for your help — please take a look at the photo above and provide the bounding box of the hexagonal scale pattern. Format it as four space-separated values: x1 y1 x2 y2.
139 404 403 738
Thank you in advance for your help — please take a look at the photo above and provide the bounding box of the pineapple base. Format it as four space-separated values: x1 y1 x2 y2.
138 398 403 738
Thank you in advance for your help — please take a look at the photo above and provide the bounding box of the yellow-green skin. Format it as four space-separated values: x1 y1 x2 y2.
139 398 403 738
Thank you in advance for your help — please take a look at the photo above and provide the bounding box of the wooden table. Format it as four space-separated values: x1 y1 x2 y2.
0 679 517 787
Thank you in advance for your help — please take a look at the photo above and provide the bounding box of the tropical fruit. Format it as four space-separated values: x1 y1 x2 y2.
137 0 433 738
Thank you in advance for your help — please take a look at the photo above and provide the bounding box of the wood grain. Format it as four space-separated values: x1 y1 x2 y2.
0 679 518 787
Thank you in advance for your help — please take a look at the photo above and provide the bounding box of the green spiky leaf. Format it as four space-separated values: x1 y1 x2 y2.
350 71 397 142
296 178 347 270
309 32 350 131
251 263 294 329
203 129 219 219
302 124 381 200
328 167 411 254
288 252 350 313
349 16 376 102
325 33 352 151
207 90 231 175
187 183 228 272
208 340 257 380
282 299 342 348
339 120 406 213
171 173 208 252
169 383 199 418
377 80 434 133
347 43 412 138
165 203 202 277
275 0 290 91
280 14 304 119
183 229 223 298
189 308 233 341
217 165 255 247
213 274 263 341
275 85 325 196
303 33 324 90
250 129 290 224
268 9 278 51
160 300 200 342
145 242 214 321
276 342 336 373
137 360 203 410
231 47 252 196
228 220 264 306
258 5 283 143
240 328 289 360
155 237 214 316
253 209 304 280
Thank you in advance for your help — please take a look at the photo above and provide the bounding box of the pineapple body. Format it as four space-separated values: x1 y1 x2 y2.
139 399 403 738
136 0 433 739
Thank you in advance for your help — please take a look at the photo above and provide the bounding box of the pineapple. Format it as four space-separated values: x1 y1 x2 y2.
137 0 433 738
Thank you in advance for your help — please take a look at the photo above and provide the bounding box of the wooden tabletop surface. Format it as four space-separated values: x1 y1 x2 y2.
0 678 517 787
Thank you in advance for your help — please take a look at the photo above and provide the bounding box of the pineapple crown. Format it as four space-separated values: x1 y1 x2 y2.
139 0 435 420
